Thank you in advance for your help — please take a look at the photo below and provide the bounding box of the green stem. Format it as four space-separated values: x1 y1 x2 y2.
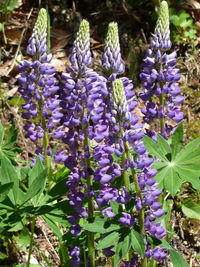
59 241 69 266
121 151 130 191
149 258 157 267
159 92 165 133
119 127 130 191
38 96 52 187
123 141 145 234
122 140 147 267
83 125 95 267
20 218 52 266
26 216 36 267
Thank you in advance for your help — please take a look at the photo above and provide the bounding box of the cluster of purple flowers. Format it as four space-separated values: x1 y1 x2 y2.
140 1 184 139
18 1 182 265
18 9 61 155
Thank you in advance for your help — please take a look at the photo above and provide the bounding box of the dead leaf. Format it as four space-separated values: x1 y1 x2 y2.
187 0 200 9
51 28 71 53
0 60 13 76
186 0 200 21
51 57 69 72
6 28 22 45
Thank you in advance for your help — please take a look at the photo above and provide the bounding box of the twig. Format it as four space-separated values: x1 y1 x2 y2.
40 217 60 260
6 8 34 76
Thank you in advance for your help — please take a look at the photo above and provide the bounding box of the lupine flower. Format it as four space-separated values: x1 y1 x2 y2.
151 0 171 50
70 19 92 72
69 246 81 266
110 79 167 261
18 9 60 155
119 212 134 227
102 22 125 74
103 24 166 265
54 21 110 255
140 0 184 139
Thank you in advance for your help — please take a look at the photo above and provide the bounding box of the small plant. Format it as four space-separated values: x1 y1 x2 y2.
0 0 21 43
169 8 197 44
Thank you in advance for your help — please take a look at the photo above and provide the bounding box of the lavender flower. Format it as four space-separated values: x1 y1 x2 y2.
111 79 167 260
18 9 60 156
151 1 171 50
70 19 92 72
69 246 80 266
102 22 125 74
140 1 184 139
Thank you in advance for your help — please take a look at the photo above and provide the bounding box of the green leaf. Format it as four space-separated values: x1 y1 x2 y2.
160 239 189 267
143 135 169 161
145 134 200 196
0 123 21 164
28 157 44 186
171 123 183 159
182 202 200 220
46 178 69 202
130 229 145 257
82 218 121 233
113 231 131 267
180 19 193 28
157 135 171 158
0 156 19 204
175 137 200 164
3 123 18 148
0 23 5 32
6 0 20 12
0 182 14 201
121 232 130 259
170 249 189 267
114 240 124 267
97 231 120 249
110 201 120 215
154 164 169 186
0 251 8 260
0 123 4 145
23 169 47 206
42 215 62 239
176 165 200 190
163 167 183 197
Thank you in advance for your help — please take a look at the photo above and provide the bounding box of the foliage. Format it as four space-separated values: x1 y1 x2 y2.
143 123 200 196
169 8 197 44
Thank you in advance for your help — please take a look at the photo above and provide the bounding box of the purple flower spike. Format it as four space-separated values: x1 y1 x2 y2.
18 9 60 156
151 1 171 51
70 19 92 72
140 1 184 139
102 22 125 74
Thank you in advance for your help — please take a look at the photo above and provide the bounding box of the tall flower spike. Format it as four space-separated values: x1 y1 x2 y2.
112 79 128 116
27 8 49 60
102 22 125 74
151 1 171 50
70 19 92 72
18 8 60 156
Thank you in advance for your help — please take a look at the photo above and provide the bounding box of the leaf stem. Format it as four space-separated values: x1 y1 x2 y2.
26 216 36 267
83 124 95 267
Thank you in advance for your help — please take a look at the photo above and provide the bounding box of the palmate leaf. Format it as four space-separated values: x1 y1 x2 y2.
143 123 200 196
97 231 120 249
0 123 22 164
182 202 200 220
